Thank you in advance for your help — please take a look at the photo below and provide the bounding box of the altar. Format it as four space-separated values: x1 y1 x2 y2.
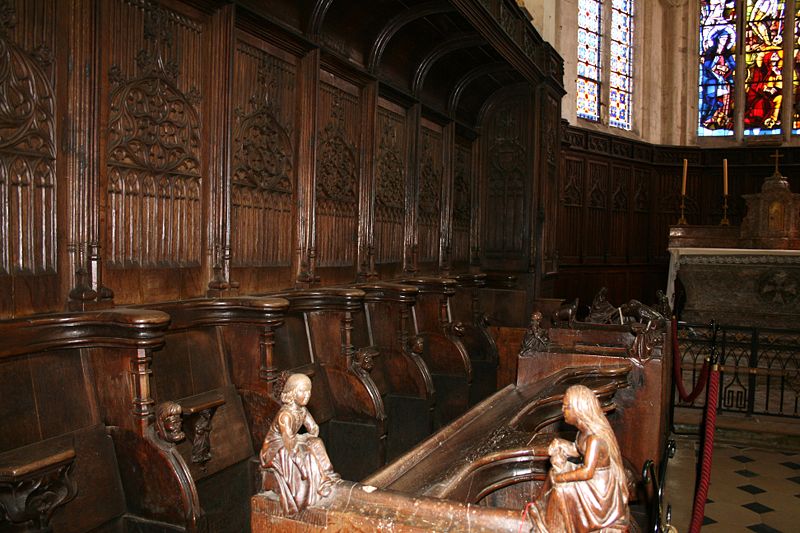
667 245 800 328
667 157 800 329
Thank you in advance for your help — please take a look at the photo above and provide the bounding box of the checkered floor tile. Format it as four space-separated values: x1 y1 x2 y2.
664 437 800 533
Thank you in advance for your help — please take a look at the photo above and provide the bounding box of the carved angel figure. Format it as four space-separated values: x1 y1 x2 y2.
260 373 340 514
529 385 630 532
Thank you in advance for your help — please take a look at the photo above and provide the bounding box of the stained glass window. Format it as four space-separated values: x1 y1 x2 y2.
698 0 737 137
793 2 800 132
744 0 785 136
577 0 602 122
610 0 634 130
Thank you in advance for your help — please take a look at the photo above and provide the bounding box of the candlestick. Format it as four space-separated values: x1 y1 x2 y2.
720 194 729 226
723 159 728 196
681 159 688 196
678 195 688 225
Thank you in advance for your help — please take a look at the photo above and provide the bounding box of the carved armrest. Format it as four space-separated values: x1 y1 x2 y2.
172 391 226 467
0 437 75 483
178 390 225 416
0 436 78 529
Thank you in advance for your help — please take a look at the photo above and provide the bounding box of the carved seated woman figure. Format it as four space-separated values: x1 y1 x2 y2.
260 373 340 514
530 385 630 532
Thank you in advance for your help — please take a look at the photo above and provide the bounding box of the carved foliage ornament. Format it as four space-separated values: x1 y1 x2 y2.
317 90 357 204
376 119 404 210
0 463 77 530
108 4 201 177
233 56 293 194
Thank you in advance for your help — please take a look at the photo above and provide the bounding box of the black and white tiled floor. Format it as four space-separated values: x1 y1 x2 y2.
665 436 800 532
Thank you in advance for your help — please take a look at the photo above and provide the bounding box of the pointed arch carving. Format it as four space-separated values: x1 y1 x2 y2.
316 82 359 268
231 49 295 268
106 2 203 268
418 126 442 263
0 0 56 275
375 105 406 264
452 143 472 264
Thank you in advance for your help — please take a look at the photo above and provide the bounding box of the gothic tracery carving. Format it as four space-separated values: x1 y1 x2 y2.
233 56 293 194
316 90 357 205
376 121 404 210
107 2 203 267
0 0 56 275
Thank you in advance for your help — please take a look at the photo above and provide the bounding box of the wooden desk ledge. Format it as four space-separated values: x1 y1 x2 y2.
178 389 226 415
0 435 76 482
251 479 525 533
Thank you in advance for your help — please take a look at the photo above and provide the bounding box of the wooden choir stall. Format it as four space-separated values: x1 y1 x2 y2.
0 0 672 532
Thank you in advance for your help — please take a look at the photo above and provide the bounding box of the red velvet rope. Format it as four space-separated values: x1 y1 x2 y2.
688 361 720 533
672 318 710 403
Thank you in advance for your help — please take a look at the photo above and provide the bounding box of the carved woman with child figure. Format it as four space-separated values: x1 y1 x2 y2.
260 373 340 514
530 385 631 532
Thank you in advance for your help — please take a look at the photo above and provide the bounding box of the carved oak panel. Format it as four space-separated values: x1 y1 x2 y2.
0 0 58 293
316 74 360 269
558 155 584 262
105 1 204 272
231 38 296 268
418 122 442 265
584 161 608 262
609 165 630 262
375 102 406 265
452 142 472 266
484 93 528 257
631 167 650 263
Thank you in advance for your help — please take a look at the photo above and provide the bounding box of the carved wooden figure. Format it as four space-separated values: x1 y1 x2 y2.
529 385 631 533
520 311 549 356
260 373 340 515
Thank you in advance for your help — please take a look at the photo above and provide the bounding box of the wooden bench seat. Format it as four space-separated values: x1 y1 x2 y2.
144 296 289 533
395 277 474 425
0 308 209 532
268 288 387 481
354 282 436 460
452 273 500 404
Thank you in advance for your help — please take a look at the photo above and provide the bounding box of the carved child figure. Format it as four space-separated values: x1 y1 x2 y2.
529 385 630 532
260 373 340 514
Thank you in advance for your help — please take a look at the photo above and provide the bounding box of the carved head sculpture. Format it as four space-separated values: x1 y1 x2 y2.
156 401 185 443
280 373 312 407
411 336 424 355
354 347 375 373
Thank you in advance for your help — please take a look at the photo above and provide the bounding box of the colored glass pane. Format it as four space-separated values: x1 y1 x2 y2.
698 1 737 136
577 0 602 122
794 4 800 132
610 1 633 130
744 1 785 135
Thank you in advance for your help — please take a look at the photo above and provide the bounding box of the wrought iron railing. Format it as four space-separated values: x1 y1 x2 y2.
675 322 800 418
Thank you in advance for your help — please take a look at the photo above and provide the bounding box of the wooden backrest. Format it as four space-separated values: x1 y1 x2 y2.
0 308 205 532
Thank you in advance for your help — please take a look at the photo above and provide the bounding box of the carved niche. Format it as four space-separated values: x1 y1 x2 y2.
0 0 56 275
612 168 629 211
316 84 359 268
418 127 442 263
375 108 406 264
231 47 295 267
106 2 202 268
